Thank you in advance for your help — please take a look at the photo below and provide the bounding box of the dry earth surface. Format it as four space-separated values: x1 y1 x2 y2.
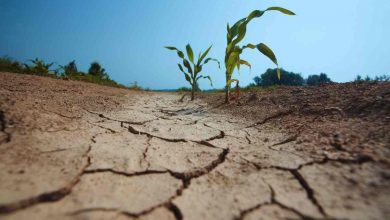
0 72 389 220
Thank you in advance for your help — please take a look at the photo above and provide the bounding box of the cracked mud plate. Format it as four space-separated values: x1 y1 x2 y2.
0 73 389 220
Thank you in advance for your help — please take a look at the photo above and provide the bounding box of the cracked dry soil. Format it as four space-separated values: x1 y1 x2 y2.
0 72 389 220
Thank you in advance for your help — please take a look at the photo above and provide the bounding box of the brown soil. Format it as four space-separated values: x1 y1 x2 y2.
200 83 390 164
1 72 389 220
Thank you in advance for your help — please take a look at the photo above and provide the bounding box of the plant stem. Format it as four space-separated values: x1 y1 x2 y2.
191 83 195 101
225 85 230 103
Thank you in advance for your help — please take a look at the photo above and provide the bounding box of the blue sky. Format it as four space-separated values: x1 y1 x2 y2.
0 0 389 89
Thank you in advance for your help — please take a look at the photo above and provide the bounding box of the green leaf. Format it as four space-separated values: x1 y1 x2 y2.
227 23 231 42
247 10 265 20
277 66 281 80
164 46 179 51
165 46 185 58
184 72 192 84
177 63 185 73
232 20 248 44
227 78 238 86
198 45 213 65
204 58 221 69
239 59 251 70
194 64 202 76
178 64 192 84
230 18 246 39
177 51 184 58
257 43 278 66
226 51 240 75
196 75 213 87
186 44 194 64
266 7 295 15
243 43 256 49
183 59 193 75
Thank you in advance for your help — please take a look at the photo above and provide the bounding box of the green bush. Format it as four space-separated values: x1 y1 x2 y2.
0 56 25 73
128 81 143 90
255 68 304 87
24 58 55 76
307 73 332 86
354 74 389 82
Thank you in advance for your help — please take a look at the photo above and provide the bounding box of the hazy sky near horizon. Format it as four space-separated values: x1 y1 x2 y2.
0 0 389 89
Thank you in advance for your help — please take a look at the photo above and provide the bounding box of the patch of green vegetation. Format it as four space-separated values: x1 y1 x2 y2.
354 74 389 82
0 56 132 89
128 81 145 90
253 68 305 87
251 69 333 87
24 58 55 76
307 73 332 86
165 44 219 100
0 56 25 73
223 7 295 103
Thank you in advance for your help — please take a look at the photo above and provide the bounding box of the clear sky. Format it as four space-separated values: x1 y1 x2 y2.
0 0 389 89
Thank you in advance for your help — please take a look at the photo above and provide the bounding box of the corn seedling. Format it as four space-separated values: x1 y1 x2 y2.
24 58 54 76
224 7 295 103
165 44 220 100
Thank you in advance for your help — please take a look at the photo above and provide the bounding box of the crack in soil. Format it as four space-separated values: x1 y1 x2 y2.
125 123 225 148
126 124 187 142
166 203 183 220
268 185 326 220
204 130 225 142
290 170 327 217
0 146 92 215
140 136 152 169
85 109 154 125
271 134 298 147
0 132 103 215
234 184 319 220
74 142 230 218
246 109 294 128
83 168 168 177
241 153 375 220
68 174 187 219
42 107 82 120
86 121 118 134
169 148 230 183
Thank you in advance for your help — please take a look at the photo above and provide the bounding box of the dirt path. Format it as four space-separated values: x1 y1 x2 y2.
0 72 389 220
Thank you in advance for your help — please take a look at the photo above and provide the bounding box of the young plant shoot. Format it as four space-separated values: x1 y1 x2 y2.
224 7 295 103
165 44 220 100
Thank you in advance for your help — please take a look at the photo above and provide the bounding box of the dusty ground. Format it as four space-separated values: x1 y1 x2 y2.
0 72 389 220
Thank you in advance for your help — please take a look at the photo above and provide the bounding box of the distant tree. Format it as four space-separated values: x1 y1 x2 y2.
374 74 390 81
253 76 262 86
88 62 108 79
364 75 372 81
256 68 304 87
307 73 332 86
59 60 78 76
355 74 389 82
355 75 363 82
65 60 78 75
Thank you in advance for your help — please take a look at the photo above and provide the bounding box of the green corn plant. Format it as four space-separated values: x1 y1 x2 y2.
24 58 54 76
224 7 295 103
165 44 220 101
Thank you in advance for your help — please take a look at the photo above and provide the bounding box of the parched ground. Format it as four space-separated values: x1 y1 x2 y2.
0 72 389 220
